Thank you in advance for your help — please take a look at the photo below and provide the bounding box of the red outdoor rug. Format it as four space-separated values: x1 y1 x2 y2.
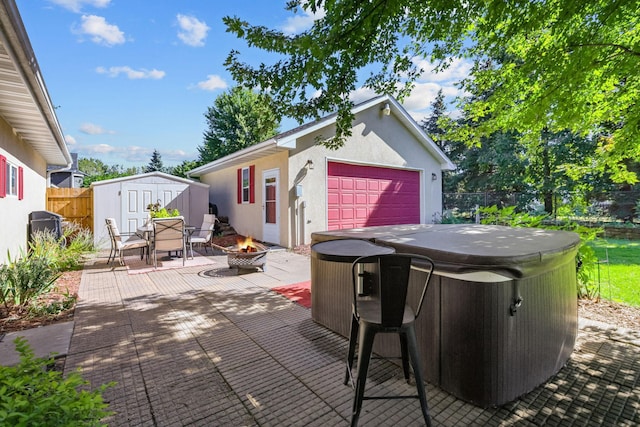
271 281 311 308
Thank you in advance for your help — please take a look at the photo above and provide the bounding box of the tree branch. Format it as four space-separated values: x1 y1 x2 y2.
568 43 640 57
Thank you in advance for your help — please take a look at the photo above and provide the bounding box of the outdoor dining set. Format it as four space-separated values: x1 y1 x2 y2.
105 214 218 268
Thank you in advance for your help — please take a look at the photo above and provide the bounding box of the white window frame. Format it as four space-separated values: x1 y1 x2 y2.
6 162 18 197
241 167 250 203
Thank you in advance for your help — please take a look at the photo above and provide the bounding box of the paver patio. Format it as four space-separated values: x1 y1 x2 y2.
63 250 639 426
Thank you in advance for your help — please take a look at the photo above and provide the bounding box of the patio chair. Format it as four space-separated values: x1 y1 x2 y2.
152 216 186 268
188 214 218 258
344 253 435 427
105 218 148 266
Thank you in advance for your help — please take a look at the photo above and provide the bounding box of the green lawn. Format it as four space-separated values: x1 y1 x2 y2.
588 238 640 307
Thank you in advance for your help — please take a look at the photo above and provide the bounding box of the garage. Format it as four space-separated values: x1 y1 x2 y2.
327 161 420 230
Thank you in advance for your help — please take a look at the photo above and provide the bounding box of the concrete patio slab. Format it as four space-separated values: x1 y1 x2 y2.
0 321 73 365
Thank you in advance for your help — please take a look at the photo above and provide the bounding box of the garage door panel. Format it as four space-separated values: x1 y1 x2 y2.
327 162 420 230
327 208 340 221
340 178 354 190
341 209 354 220
341 193 354 204
356 208 368 219
327 177 340 189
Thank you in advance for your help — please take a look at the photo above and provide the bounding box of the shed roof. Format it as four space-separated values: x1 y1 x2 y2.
0 1 70 167
90 171 209 188
188 94 455 177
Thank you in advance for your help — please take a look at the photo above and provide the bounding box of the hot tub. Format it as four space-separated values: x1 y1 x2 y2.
311 224 581 407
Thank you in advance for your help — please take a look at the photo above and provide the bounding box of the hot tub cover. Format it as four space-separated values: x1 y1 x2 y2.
311 224 581 280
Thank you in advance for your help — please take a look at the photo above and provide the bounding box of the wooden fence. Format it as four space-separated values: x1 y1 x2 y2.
46 188 93 232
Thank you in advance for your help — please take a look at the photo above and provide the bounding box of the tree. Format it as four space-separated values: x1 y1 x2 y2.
168 160 201 179
144 149 164 173
78 157 109 177
78 157 139 187
224 0 639 183
198 87 280 163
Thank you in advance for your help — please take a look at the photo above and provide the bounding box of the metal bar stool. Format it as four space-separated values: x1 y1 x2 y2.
344 253 435 426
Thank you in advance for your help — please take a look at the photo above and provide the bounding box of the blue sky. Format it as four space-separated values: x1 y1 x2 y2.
16 0 470 167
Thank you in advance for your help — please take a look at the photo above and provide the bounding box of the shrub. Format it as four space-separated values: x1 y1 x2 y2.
0 337 113 426
147 200 180 218
478 205 601 298
29 225 95 272
0 250 60 308
28 289 78 317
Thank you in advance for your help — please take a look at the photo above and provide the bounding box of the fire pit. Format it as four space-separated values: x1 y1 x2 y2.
213 236 268 272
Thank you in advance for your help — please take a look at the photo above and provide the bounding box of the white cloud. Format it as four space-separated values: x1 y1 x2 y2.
402 82 445 111
413 57 472 84
79 122 114 135
349 87 380 105
96 66 165 79
82 143 116 154
176 14 209 47
76 15 125 46
195 74 228 91
280 7 325 35
48 0 111 13
65 134 77 145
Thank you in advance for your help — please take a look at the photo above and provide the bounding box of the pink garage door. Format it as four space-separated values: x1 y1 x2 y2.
327 162 420 230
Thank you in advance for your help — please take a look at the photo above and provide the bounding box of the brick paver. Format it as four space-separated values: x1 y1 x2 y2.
67 251 640 426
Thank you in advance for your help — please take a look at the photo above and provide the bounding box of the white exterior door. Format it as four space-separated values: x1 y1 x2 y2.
262 169 279 244
122 183 154 235
121 183 190 235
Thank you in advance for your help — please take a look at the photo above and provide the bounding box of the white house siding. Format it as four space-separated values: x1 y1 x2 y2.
286 107 442 246
0 117 48 263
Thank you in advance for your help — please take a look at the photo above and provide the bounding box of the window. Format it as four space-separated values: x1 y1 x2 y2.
241 167 250 203
7 162 18 196
237 165 255 204
0 156 23 200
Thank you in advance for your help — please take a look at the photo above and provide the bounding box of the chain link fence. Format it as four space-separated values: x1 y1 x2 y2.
443 191 640 224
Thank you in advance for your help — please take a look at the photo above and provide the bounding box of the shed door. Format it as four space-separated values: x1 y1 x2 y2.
327 162 420 230
121 183 189 234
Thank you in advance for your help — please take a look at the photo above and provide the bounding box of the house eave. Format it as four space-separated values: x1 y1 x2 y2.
0 1 71 167
188 138 290 177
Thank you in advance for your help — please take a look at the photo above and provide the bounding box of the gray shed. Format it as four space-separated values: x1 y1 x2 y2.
91 171 210 249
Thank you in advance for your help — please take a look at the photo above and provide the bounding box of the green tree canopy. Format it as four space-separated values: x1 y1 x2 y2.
78 157 139 187
224 0 639 183
197 86 280 163
168 160 201 179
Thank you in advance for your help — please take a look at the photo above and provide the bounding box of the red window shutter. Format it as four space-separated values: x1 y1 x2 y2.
18 166 23 200
237 168 242 204
0 155 6 198
249 165 255 204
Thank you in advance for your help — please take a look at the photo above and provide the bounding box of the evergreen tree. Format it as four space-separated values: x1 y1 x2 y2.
144 149 164 173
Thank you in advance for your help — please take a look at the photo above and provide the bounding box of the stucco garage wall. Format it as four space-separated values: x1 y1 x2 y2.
0 117 48 264
287 107 442 245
